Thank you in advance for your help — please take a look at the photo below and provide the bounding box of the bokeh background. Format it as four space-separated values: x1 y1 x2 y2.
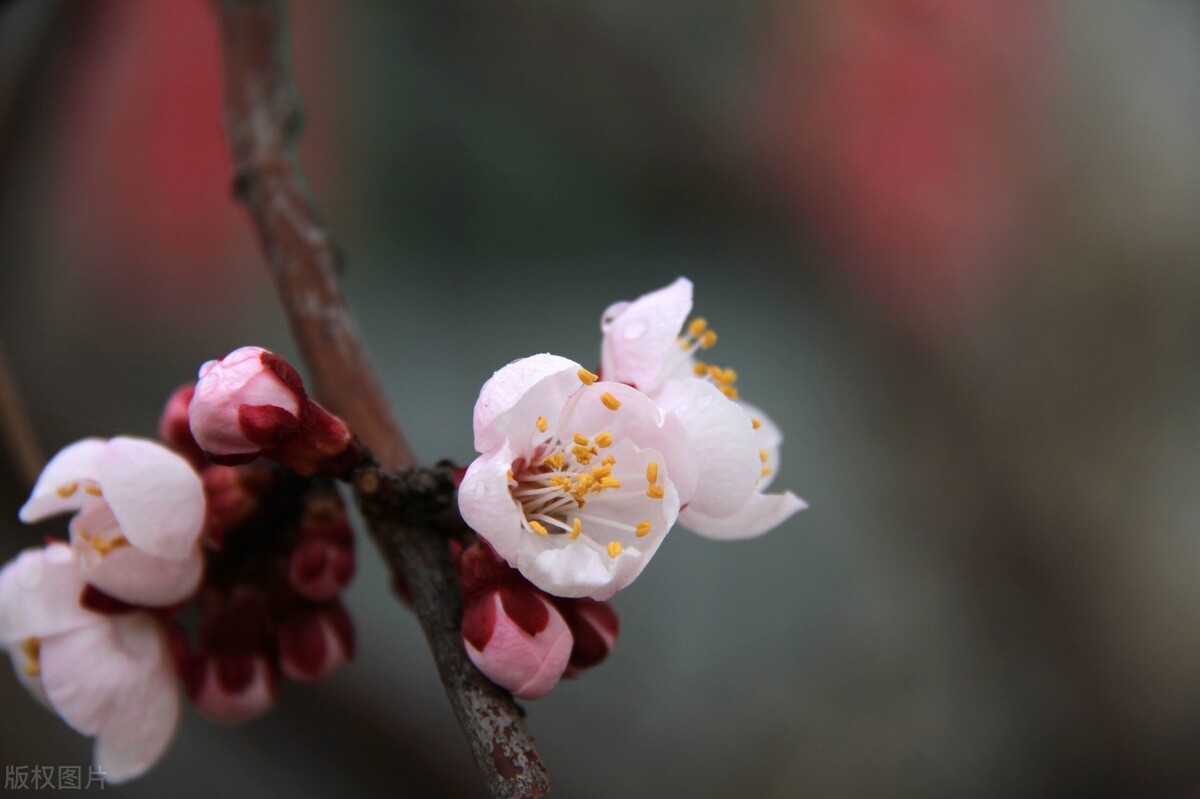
3 0 1200 796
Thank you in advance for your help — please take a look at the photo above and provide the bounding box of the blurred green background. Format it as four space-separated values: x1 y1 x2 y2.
3 0 1200 796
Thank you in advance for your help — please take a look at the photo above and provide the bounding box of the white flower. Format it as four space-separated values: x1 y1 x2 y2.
0 543 180 783
459 354 700 599
19 437 206 606
600 277 807 539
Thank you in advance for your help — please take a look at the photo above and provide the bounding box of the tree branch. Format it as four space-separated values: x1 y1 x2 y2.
0 338 43 490
209 2 550 796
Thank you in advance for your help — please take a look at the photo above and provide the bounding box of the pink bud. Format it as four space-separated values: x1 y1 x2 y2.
462 587 573 700
187 652 277 724
288 537 354 602
277 602 354 683
554 598 620 677
189 347 302 459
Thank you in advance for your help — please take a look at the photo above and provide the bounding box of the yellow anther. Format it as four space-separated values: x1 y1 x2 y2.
607 541 623 558
635 520 651 538
573 432 590 446
708 365 723 380
578 368 599 385
759 449 769 463
693 362 708 376
543 452 565 471
599 477 622 490
529 521 549 536
723 368 738 384
601 392 621 410
688 317 708 337
722 387 740 400
595 432 613 448
80 532 130 557
591 464 612 479
761 466 773 477
20 638 40 678
506 469 514 481
645 462 658 485
646 484 665 500
751 417 762 430
575 473 595 492
679 338 692 350
570 518 582 539
700 331 718 349
602 455 616 467
56 482 78 498
84 485 103 497
536 416 548 433
572 446 595 465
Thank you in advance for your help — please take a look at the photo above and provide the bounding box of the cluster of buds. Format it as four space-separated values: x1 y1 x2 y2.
0 347 360 781
457 540 617 699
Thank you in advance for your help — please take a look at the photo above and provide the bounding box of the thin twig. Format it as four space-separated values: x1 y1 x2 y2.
209 2 549 797
0 339 43 490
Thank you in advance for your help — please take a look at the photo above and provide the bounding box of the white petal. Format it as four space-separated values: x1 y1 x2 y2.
655 378 760 518
72 527 204 607
473 354 584 453
40 614 179 783
458 445 526 561
98 437 205 561
739 399 784 489
18 438 107 523
680 490 807 541
0 543 97 643
599 277 693 390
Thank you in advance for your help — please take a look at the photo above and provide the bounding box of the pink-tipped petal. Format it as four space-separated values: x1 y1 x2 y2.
599 277 693 390
464 592 573 699
189 654 276 724
191 347 300 456
0 543 97 643
655 379 760 518
74 540 203 607
40 614 179 783
98 437 205 561
18 438 107 523
473 354 584 453
680 489 807 541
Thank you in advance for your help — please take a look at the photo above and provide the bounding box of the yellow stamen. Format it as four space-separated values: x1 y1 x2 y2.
700 331 718 349
591 464 612 479
635 520 651 538
645 462 658 484
723 368 738 383
601 392 621 410
506 469 514 482
602 455 616 467
536 416 548 433
84 485 103 497
607 541 623 558
570 518 582 539
688 317 708 337
20 638 40 678
761 466 773 477
722 387 740 400
573 432 590 446
759 449 769 463
529 521 549 536
646 485 665 500
599 477 622 490
572 445 596 465
543 452 565 470
708 365 723 380
693 362 708 376
578 368 598 385
595 432 613 448
79 532 130 557
751 417 762 430
56 482 78 498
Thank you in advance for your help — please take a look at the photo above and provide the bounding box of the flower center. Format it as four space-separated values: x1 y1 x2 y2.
507 385 662 558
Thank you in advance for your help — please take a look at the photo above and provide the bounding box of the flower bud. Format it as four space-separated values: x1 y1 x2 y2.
462 586 573 700
277 601 354 683
187 651 277 724
553 597 619 677
189 347 360 477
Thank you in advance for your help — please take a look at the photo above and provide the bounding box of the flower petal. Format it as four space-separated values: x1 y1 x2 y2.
18 438 107 523
655 378 760 518
739 399 784 489
40 614 179 783
599 277 693 390
473 354 585 453
0 543 97 643
98 437 205 561
458 444 527 559
71 510 203 607
680 490 807 541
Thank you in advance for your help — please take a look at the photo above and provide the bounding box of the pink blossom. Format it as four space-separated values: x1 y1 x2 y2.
19 437 206 606
599 278 807 540
190 346 301 457
459 354 699 599
0 543 179 783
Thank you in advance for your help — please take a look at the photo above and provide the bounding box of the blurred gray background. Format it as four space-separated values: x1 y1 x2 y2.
2 0 1200 796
